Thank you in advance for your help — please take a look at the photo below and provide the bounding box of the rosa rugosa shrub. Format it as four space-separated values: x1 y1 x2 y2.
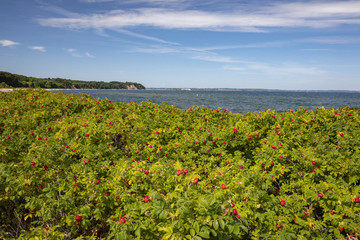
0 89 359 239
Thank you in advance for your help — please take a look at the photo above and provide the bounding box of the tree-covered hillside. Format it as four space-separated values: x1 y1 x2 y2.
0 71 146 90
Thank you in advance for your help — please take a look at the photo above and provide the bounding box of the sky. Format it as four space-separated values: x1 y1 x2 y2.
1 0 360 90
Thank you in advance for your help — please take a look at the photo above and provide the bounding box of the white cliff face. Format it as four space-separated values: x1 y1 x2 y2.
0 88 14 92
126 84 138 90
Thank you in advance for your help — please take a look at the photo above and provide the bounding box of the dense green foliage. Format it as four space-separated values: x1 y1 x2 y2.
0 71 146 90
0 89 359 240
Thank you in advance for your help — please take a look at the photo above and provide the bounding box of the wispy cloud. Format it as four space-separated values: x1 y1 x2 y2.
224 62 325 75
113 28 179 45
192 54 239 63
302 36 360 44
261 1 360 19
37 1 360 32
85 52 95 58
80 0 114 2
66 48 76 53
37 1 83 18
29 46 46 52
132 45 180 53
64 48 94 58
80 0 190 7
0 40 20 47
189 36 359 53
223 66 246 71
301 49 331 52
193 40 289 51
65 48 82 57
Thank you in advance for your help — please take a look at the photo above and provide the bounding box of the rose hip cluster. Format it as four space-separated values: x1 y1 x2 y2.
176 169 189 175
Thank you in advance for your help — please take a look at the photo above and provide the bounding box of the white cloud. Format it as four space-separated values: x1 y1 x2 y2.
301 49 331 52
224 62 325 75
113 28 179 45
262 1 360 19
132 45 180 53
80 0 189 6
189 36 360 53
65 48 82 57
0 40 20 47
29 46 46 52
71 53 82 58
64 48 94 58
193 41 289 51
80 0 114 2
37 1 360 32
223 66 246 71
302 37 360 44
39 4 82 18
85 52 95 58
192 54 239 63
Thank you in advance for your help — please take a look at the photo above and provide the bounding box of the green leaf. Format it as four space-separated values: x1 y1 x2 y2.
210 229 217 237
233 224 240 235
190 229 196 237
194 222 200 233
159 227 173 234
213 220 219 230
159 210 168 220
119 232 127 240
240 224 248 233
198 231 210 239
219 219 225 230
228 225 234 234
163 233 172 240
135 227 141 237
287 232 297 239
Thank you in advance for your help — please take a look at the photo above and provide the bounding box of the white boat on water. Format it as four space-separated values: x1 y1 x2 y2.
181 88 192 91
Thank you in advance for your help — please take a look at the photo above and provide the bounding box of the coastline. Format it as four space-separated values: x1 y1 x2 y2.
0 88 143 92
44 88 142 91
1 88 359 93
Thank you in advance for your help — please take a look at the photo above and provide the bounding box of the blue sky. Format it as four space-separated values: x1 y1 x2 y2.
1 0 360 90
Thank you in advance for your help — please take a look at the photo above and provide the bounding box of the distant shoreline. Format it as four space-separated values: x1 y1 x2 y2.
44 88 360 93
1 88 359 93
146 88 360 93
45 88 142 91
0 71 146 90
0 88 143 92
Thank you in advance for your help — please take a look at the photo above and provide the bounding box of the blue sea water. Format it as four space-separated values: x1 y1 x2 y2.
50 89 360 114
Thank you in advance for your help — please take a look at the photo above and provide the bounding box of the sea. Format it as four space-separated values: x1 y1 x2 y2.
49 89 360 114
